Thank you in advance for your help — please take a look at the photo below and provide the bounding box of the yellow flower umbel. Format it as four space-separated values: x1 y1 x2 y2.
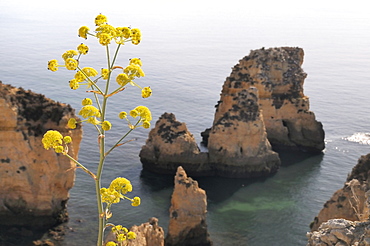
77 43 89 55
105 242 117 246
102 120 112 131
65 58 78 70
130 106 152 129
110 225 137 245
42 130 72 154
47 59 59 71
100 187 121 204
101 68 110 80
46 14 150 246
42 130 63 150
79 105 101 118
141 87 152 98
67 118 77 129
100 177 140 221
78 26 90 39
62 50 78 61
95 14 108 26
109 177 133 195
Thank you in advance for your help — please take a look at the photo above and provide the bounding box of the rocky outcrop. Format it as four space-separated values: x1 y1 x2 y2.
207 87 280 177
310 154 370 232
307 219 370 246
0 81 82 228
140 109 279 178
202 47 325 153
165 166 212 246
104 217 165 246
127 218 165 246
308 153 370 245
140 113 212 177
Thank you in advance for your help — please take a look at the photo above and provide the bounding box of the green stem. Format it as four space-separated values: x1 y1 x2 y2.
105 120 140 156
93 93 102 117
110 44 121 69
77 67 104 95
96 44 115 246
64 153 96 179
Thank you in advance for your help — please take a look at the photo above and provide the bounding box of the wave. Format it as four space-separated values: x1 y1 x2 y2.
343 132 370 145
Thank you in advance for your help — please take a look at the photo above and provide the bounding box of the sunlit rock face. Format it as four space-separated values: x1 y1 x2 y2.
140 110 279 178
307 219 370 246
103 217 165 246
0 82 82 227
139 112 212 177
203 47 325 153
207 87 280 177
310 153 370 232
165 166 212 246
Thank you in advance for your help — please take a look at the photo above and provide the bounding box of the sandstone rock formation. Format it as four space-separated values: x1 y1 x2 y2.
307 219 370 246
140 112 212 177
165 166 212 246
105 217 164 246
310 153 370 232
0 81 82 228
140 109 280 178
127 217 165 246
202 47 325 153
207 87 280 177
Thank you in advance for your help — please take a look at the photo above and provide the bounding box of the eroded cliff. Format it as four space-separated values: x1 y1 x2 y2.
0 81 82 227
203 47 325 153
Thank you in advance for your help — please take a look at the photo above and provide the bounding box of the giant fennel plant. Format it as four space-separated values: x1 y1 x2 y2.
45 14 152 246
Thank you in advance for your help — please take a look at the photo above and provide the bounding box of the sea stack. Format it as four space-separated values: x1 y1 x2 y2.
0 81 82 228
203 47 325 153
165 166 212 246
207 87 280 177
139 113 211 177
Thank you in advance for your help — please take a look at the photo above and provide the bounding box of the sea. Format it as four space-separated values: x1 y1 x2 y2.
1 1 370 245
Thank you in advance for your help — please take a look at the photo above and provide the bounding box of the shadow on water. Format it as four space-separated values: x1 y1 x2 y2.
139 150 324 205
277 150 324 167
197 175 272 203
140 168 276 204
139 169 175 191
0 225 53 246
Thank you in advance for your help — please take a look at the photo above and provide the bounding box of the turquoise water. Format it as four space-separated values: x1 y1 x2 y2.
1 1 370 245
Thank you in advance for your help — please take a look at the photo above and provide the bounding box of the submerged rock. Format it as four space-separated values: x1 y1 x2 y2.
165 166 212 246
0 81 82 228
202 47 325 153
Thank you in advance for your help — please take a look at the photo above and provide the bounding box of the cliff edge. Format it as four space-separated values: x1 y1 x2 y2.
0 81 82 228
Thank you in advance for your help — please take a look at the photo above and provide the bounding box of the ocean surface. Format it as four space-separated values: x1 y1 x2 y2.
1 1 370 245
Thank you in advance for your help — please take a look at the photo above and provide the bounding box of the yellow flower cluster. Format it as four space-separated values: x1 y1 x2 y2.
100 187 121 204
130 105 152 129
42 130 72 154
78 14 142 46
67 118 77 129
101 68 109 80
47 59 59 72
110 177 133 195
48 44 89 72
106 225 137 245
116 58 145 88
141 86 152 98
100 177 140 206
79 105 101 118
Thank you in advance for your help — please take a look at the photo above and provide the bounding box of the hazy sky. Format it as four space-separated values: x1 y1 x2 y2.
1 0 367 20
